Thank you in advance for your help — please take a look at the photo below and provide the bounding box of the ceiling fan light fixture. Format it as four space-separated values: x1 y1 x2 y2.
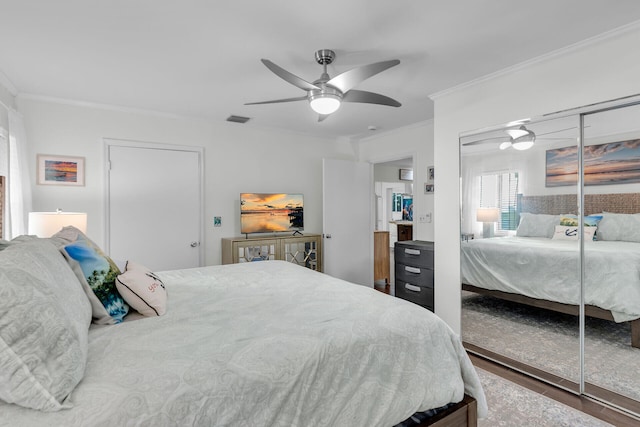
506 125 531 139
499 141 512 150
512 135 535 150
309 92 341 115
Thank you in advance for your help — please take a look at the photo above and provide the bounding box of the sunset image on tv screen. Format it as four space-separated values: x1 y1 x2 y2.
240 193 303 233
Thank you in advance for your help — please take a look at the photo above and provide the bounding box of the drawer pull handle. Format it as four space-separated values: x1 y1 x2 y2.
405 266 421 274
405 283 421 292
404 248 421 256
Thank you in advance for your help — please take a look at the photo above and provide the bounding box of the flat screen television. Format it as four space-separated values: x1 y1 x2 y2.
240 193 304 234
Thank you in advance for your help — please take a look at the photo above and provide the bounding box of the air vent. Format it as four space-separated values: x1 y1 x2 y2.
226 115 251 124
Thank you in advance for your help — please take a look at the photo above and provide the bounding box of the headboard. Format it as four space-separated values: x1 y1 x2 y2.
518 193 640 215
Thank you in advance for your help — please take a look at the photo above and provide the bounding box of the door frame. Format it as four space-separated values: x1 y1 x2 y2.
103 138 205 266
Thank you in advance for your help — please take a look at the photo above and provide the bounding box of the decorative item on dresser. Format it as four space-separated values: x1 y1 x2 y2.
394 240 434 311
221 233 322 271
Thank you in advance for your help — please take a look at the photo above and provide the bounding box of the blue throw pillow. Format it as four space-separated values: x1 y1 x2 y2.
63 238 129 323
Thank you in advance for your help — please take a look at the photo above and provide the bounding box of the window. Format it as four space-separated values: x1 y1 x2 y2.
480 171 519 231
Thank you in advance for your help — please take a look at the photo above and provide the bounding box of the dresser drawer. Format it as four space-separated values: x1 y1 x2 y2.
395 263 434 286
395 281 434 310
394 244 433 269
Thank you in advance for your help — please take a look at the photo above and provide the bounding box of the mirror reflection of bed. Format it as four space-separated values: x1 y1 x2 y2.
459 101 640 416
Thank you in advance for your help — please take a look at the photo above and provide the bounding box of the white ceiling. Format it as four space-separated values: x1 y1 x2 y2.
2 1 640 140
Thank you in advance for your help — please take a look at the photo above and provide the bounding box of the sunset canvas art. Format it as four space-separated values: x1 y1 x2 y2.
37 155 85 186
546 139 640 187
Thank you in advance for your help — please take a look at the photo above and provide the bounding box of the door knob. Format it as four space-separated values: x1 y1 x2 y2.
325 234 332 239
190 241 199 247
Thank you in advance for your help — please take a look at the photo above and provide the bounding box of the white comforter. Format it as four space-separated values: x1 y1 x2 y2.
1 261 486 426
461 236 640 322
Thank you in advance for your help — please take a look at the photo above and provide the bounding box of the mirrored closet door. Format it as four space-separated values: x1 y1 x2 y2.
582 102 640 413
460 115 582 391
460 96 640 416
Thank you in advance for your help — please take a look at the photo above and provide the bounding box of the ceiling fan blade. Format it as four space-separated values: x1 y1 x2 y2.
462 137 509 146
261 59 320 91
318 114 330 122
245 96 307 106
537 126 578 137
326 59 400 93
342 89 401 107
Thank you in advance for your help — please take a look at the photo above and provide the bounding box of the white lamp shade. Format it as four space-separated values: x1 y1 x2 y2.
28 211 87 237
476 208 500 223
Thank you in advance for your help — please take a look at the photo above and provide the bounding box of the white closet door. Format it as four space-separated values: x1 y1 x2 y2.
322 158 373 286
106 142 202 271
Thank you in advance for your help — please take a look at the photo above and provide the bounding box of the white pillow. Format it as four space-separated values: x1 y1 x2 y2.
596 212 640 242
551 225 596 241
116 261 167 316
0 237 91 411
516 213 560 238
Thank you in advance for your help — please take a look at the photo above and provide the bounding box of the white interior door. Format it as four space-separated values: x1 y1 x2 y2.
322 158 373 286
106 141 203 271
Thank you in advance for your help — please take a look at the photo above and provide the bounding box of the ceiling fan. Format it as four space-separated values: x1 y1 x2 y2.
245 49 402 121
462 125 577 150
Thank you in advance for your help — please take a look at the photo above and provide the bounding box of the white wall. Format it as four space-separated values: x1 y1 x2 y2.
357 120 435 241
433 24 640 333
18 97 355 266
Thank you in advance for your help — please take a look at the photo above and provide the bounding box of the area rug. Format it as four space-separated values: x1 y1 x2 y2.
463 292 640 402
476 368 612 426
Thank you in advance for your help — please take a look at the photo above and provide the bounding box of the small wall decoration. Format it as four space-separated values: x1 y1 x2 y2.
399 168 413 181
546 139 640 187
425 165 435 193
37 154 85 186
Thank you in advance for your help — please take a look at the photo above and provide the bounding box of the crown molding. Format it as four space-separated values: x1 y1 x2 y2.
0 70 18 97
16 93 192 120
358 117 434 143
430 19 640 101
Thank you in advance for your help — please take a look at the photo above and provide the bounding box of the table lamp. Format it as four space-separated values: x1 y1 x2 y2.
476 208 500 238
28 209 87 237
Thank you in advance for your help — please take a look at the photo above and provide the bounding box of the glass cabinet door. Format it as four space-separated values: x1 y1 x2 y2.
236 240 277 262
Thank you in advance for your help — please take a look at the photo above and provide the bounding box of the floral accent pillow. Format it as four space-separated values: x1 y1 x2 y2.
61 238 129 324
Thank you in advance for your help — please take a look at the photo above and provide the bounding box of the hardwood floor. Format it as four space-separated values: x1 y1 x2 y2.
469 352 640 426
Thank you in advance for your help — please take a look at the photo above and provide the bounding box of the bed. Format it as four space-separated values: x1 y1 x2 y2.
461 192 640 348
0 232 487 426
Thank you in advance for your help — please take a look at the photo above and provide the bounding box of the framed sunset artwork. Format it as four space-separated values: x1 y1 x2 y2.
546 139 640 187
37 154 85 186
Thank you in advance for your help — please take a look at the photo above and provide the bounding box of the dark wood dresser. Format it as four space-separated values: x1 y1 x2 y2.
394 240 434 311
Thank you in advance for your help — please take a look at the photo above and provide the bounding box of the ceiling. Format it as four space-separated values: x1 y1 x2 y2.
2 1 640 140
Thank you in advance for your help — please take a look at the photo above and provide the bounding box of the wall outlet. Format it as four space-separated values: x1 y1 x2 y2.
214 216 222 227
